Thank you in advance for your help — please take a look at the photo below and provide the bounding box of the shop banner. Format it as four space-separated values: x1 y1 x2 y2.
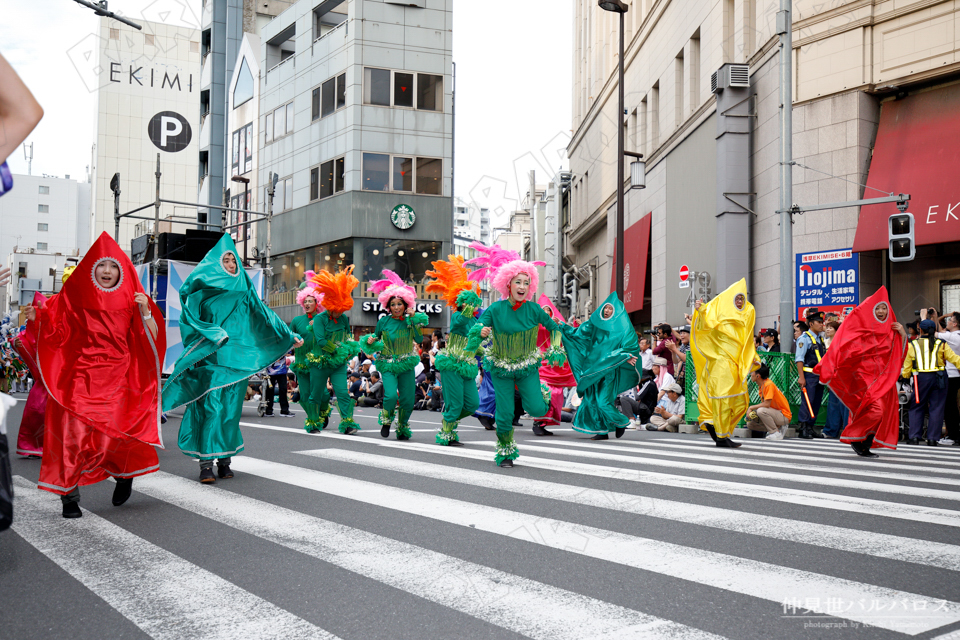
796 249 859 321
163 260 264 374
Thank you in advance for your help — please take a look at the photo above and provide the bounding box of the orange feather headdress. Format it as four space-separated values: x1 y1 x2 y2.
425 255 481 310
310 265 359 314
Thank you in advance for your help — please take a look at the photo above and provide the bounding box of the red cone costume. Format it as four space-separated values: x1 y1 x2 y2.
813 287 904 450
35 232 165 494
15 292 47 457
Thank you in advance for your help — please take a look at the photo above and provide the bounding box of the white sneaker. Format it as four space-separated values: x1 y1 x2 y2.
941 437 955 446
252 394 261 401
631 418 642 429
767 429 784 441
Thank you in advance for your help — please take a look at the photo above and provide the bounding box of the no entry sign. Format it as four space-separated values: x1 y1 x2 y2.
679 265 689 282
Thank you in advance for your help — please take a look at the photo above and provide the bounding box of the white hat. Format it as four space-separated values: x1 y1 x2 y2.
664 382 682 394
362 359 372 365
652 356 668 366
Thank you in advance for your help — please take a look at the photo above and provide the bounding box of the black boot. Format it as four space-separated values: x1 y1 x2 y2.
478 416 495 430
615 426 626 438
217 462 234 479
62 502 82 518
499 459 514 468
380 423 390 438
703 423 719 443
532 423 554 436
200 466 216 484
798 424 814 439
851 440 879 458
448 440 464 447
112 477 133 506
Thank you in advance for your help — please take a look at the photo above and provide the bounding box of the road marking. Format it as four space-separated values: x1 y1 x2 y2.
305 431 960 528
471 440 960 502
300 448 960 572
659 436 960 462
10 477 339 640
132 473 721 640
227 457 960 635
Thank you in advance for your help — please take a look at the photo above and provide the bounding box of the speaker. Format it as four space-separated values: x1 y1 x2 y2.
158 233 186 260
131 234 153 265
184 229 224 262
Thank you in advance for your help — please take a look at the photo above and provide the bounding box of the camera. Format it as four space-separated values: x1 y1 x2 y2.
914 307 936 318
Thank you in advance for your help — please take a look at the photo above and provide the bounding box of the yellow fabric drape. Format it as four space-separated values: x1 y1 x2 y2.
691 278 759 438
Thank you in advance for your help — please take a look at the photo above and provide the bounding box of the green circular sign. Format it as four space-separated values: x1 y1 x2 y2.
391 204 416 230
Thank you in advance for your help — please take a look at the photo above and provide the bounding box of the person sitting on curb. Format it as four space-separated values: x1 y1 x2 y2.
745 364 792 440
643 382 685 432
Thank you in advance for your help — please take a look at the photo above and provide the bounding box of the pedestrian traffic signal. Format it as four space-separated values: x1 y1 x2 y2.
888 213 915 262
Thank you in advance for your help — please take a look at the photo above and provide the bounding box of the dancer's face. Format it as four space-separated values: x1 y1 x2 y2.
601 304 614 319
95 260 120 288
509 274 530 302
389 297 406 317
222 253 238 274
303 296 317 313
875 303 889 322
734 294 745 310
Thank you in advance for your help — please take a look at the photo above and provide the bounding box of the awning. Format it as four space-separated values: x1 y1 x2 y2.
853 83 960 252
610 212 651 313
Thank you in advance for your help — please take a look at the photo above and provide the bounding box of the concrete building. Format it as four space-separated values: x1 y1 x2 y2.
0 174 91 313
89 17 201 249
567 0 960 331
257 0 454 331
5 251 83 315
452 198 492 306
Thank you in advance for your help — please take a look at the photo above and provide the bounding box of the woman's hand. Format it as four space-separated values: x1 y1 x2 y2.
293 338 304 348
694 298 703 311
627 356 638 366
480 326 492 339
134 292 151 316
24 305 36 322
366 335 375 345
892 322 907 338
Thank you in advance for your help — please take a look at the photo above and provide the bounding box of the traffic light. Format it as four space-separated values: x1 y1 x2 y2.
888 212 915 262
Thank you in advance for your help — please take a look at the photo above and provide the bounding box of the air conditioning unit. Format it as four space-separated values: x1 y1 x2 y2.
711 64 750 93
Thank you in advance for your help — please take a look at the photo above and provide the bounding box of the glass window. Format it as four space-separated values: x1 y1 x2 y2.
416 157 442 195
38 186 49 195
310 167 319 201
362 153 389 191
311 87 320 120
265 112 273 142
233 57 254 107
244 123 253 173
284 177 293 210
321 77 336 118
363 67 391 106
336 73 346 109
231 130 240 173
286 102 294 133
273 106 285 139
37 242 47 251
38 204 49 213
320 159 334 199
392 156 413 192
417 74 442 111
394 72 414 108
37 223 48 231
335 157 345 193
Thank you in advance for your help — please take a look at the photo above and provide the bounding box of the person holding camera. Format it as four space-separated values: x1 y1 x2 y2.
357 371 384 408
931 309 960 445
651 324 676 376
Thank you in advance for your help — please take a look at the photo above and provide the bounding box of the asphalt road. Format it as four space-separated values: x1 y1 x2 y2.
3 393 960 640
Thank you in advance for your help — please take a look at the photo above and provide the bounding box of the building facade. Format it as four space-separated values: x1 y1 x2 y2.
0 174 91 313
567 0 960 331
89 17 201 250
258 0 454 330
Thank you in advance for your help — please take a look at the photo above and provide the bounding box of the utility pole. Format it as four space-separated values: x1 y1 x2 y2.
777 0 794 331
528 170 538 262
23 143 33 176
152 153 160 301
266 172 277 283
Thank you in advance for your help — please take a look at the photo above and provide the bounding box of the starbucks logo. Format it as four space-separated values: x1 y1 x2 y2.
391 204 416 230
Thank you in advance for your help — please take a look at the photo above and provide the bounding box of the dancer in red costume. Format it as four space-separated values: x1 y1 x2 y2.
813 287 906 458
531 295 576 436
25 233 165 517
14 291 49 458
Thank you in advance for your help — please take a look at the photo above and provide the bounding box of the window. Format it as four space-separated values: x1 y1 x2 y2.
689 31 701 113
321 77 336 117
417 74 442 111
231 123 253 175
363 154 442 194
38 185 49 195
364 68 443 111
313 0 348 41
314 73 346 120
416 158 442 195
36 242 47 251
394 72 414 108
310 157 345 200
274 104 286 139
336 73 346 110
145 34 155 46
393 157 413 192
362 153 390 191
286 102 294 134
38 204 49 213
675 50 684 128
284 177 293 211
109 28 119 40
37 223 48 231
320 160 335 199
363 68 391 106
265 112 273 142
310 167 319 201
233 58 254 107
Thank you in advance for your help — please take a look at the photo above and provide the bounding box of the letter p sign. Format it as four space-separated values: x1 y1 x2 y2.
147 111 192 152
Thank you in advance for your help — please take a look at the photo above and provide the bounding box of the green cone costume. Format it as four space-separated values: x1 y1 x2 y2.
562 293 640 435
163 235 300 462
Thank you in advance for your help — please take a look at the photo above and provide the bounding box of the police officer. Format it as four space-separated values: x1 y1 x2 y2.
795 310 827 439
901 319 960 445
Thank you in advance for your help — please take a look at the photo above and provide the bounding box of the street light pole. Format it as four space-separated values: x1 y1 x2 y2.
599 0 629 300
777 0 794 331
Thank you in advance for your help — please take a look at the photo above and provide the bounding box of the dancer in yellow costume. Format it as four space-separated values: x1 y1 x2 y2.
690 278 759 448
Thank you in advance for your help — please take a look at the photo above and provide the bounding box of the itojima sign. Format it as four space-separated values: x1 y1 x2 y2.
795 249 859 320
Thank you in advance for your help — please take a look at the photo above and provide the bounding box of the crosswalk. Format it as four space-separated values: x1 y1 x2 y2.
10 420 960 639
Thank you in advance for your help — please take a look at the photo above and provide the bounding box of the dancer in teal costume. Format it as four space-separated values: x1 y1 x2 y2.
162 235 301 483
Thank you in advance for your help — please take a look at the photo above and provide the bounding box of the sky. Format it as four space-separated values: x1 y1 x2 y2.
1 0 573 229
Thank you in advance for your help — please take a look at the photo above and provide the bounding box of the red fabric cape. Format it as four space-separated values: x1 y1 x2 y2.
536 295 577 387
813 287 903 449
36 232 165 447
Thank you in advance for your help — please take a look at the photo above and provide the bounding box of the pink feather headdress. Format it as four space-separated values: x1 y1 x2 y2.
464 242 521 284
369 269 417 310
296 270 324 311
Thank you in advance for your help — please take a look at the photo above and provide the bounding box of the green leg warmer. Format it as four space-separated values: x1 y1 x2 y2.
436 419 459 445
494 429 519 465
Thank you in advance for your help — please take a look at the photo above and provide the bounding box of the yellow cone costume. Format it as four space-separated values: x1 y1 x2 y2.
690 278 758 440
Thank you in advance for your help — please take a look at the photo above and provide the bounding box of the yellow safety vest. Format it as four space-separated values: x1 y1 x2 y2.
910 338 945 374
801 330 825 373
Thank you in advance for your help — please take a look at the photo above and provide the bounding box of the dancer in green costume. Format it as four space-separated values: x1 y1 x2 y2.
478 257 559 468
163 235 302 483
290 275 324 432
365 270 428 440
562 293 640 440
425 256 485 446
307 266 362 434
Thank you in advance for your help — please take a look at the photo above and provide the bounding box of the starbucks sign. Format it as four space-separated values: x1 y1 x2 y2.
390 204 416 230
